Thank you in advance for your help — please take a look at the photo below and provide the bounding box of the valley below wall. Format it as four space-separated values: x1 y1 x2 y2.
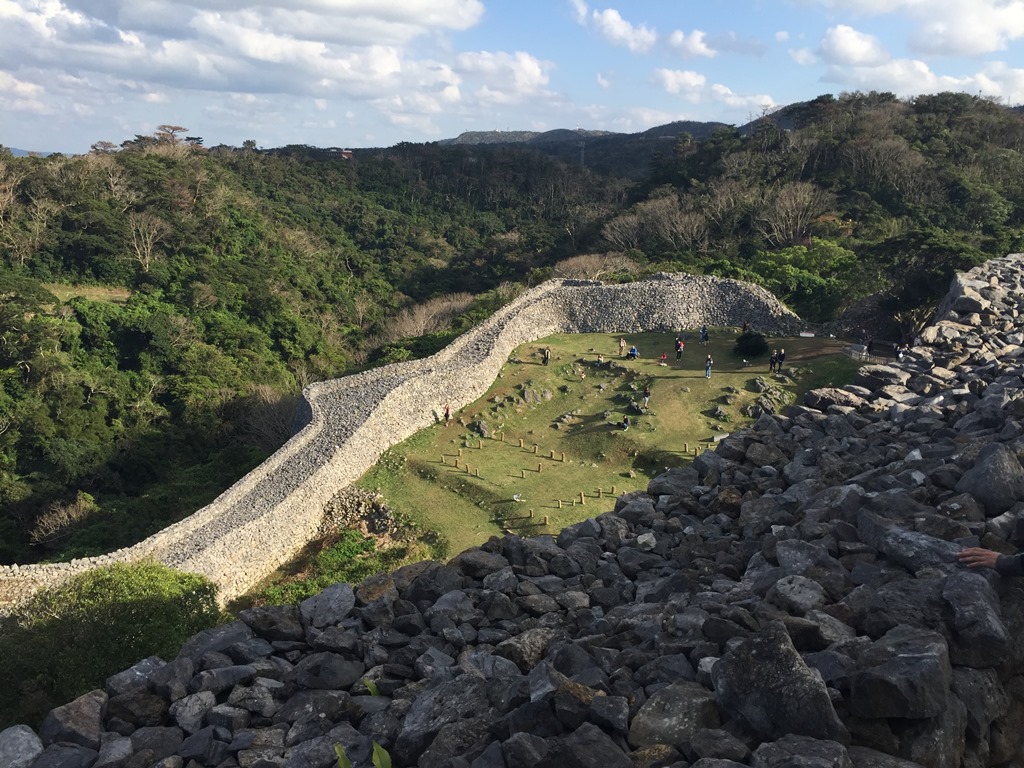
0 273 802 610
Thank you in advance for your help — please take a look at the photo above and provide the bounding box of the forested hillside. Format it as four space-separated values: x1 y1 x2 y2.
0 91 1020 565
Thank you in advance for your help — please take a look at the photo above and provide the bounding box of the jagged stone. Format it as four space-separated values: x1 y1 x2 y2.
712 621 848 743
299 582 356 630
39 689 107 750
0 725 44 768
849 625 951 719
956 442 1024 516
627 680 719 749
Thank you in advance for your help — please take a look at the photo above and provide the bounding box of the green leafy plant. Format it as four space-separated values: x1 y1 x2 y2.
363 677 381 696
0 561 221 729
335 740 391 768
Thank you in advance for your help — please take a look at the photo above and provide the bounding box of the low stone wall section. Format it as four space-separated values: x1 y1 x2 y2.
0 273 802 609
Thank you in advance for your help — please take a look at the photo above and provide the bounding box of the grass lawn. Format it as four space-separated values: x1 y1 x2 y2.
357 329 857 556
42 283 132 304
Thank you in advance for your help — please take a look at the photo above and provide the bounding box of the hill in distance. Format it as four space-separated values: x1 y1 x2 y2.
433 119 731 179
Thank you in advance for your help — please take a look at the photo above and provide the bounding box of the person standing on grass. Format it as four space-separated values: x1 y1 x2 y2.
700 325 709 346
705 355 714 379
769 349 778 373
619 337 627 357
443 403 451 426
778 348 786 369
542 347 551 366
643 385 651 408
675 337 684 361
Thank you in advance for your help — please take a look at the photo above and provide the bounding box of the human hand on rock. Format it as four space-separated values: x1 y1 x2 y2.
958 547 1000 569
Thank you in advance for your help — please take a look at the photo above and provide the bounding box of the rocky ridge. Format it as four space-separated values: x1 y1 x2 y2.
8 254 1024 767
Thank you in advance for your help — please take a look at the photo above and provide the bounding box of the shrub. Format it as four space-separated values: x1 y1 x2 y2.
734 331 769 357
0 561 220 728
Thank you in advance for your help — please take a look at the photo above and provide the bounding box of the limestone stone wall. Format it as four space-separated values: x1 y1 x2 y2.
0 273 802 610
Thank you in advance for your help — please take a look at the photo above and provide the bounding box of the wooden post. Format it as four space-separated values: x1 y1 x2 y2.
458 448 463 457
440 455 446 464
611 485 616 494
499 431 504 442
561 452 565 462
521 469 526 479
543 516 549 525
537 463 542 473
598 487 603 498
579 491 586 505
572 498 576 506
519 438 524 448
474 468 479 477
465 464 470 474
557 499 562 509
684 442 688 452
529 509 534 518
533 444 538 455
549 450 555 459
454 459 459 469
478 440 483 449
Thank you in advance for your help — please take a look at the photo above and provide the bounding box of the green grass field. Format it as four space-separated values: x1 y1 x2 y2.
356 330 858 555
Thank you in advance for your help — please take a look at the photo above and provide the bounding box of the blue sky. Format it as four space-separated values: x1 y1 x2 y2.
2 0 1024 154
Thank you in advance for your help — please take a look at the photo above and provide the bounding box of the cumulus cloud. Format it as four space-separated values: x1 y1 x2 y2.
654 67 775 114
668 29 715 58
799 0 1024 56
653 68 706 97
790 48 818 66
819 25 890 66
590 8 656 53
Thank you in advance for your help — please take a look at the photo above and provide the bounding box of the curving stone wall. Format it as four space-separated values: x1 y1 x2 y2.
0 273 802 610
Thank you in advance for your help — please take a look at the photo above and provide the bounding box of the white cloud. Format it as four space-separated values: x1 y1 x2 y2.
790 48 818 66
569 0 589 25
799 0 1024 56
653 68 706 97
590 8 656 53
775 31 790 42
596 72 610 88
819 25 890 66
654 68 775 114
456 50 552 103
668 29 715 58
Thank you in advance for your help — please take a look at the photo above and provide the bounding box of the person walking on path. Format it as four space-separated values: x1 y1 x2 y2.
705 355 714 379
700 325 709 346
542 347 551 366
675 337 684 361
618 337 627 357
642 385 651 409
769 349 778 373
443 403 451 426
777 348 786 369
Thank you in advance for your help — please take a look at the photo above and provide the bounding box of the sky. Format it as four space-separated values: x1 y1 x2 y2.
3 0 1024 154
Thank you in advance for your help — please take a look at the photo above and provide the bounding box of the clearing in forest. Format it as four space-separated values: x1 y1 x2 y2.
357 329 856 555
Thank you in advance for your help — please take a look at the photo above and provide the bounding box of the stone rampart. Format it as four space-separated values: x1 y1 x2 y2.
0 273 801 609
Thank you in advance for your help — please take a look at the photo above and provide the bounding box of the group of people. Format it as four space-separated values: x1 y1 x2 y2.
768 348 786 373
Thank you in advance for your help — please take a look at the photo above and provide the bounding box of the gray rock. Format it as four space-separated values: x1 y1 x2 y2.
956 442 1024 516
751 735 853 768
0 725 43 768
27 743 98 768
557 722 631 768
239 605 305 641
294 652 365 690
712 621 848 743
39 689 107 750
129 726 183 762
177 621 254 664
627 680 719 749
849 625 951 719
299 582 356 630
393 677 489 765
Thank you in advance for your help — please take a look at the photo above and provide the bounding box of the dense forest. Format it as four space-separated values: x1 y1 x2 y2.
0 90 1017 565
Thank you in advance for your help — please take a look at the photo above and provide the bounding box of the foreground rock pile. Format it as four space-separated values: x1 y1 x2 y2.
7 255 1024 767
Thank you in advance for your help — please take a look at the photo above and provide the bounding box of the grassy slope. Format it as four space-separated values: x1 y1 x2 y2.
357 330 857 555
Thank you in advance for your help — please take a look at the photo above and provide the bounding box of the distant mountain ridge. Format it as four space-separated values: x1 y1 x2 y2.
434 119 731 179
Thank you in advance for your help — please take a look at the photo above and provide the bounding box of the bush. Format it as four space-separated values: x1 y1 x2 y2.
734 331 769 357
0 561 220 728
